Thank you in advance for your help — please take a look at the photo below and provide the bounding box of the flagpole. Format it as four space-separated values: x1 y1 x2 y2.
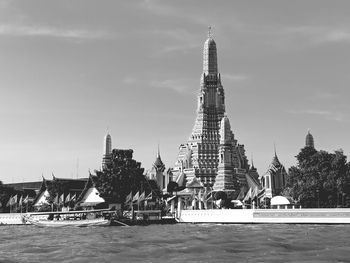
9 197 11 214
131 191 134 221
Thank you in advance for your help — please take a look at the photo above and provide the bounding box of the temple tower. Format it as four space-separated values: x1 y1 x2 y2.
213 116 236 191
147 147 167 190
102 132 112 169
172 28 251 189
305 130 315 149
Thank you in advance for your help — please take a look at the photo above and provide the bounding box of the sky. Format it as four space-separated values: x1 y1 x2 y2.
1 0 350 183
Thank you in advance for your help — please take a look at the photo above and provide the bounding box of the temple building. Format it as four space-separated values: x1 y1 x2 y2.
102 131 112 170
171 29 257 197
75 174 105 208
305 130 315 149
248 157 260 182
260 148 288 198
146 147 169 191
32 176 87 209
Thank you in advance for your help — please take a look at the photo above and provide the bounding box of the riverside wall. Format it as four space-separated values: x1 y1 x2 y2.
0 213 48 225
0 213 27 225
178 208 350 224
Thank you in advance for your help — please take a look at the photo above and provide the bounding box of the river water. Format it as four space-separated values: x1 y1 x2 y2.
0 224 349 262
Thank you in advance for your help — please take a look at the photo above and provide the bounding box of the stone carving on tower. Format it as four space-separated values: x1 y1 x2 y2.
102 131 112 170
171 28 254 194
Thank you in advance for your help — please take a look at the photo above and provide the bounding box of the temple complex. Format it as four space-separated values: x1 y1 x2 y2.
171 29 257 197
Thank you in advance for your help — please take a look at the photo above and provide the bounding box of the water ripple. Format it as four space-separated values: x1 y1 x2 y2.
1 224 350 262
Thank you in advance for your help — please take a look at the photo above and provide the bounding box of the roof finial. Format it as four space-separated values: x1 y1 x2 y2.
157 143 160 158
274 142 277 157
251 153 254 168
208 26 212 38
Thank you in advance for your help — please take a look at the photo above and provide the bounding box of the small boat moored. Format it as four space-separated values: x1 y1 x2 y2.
22 209 113 227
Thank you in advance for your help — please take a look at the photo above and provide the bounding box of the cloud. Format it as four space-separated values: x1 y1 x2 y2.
138 0 215 27
221 73 249 82
0 24 109 39
286 26 350 44
151 79 194 94
288 109 345 122
231 24 350 49
312 92 339 100
149 28 201 55
123 77 137 85
324 30 350 43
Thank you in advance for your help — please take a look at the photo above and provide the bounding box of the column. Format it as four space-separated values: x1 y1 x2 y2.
171 199 175 215
177 196 183 218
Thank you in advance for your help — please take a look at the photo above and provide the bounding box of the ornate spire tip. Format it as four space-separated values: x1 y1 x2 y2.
208 26 212 38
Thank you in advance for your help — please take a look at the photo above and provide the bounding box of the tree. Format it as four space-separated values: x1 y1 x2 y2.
214 191 227 201
94 149 147 204
167 182 179 194
287 147 350 208
44 178 73 211
0 181 25 212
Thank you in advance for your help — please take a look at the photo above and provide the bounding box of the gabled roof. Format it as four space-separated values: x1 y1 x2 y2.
186 177 204 188
176 171 186 187
5 181 42 191
176 188 193 196
245 173 261 190
33 176 88 206
76 175 97 204
51 177 88 191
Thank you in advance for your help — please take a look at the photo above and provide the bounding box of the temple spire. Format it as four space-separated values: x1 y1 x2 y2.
305 129 315 149
102 131 112 170
208 26 212 38
203 27 218 75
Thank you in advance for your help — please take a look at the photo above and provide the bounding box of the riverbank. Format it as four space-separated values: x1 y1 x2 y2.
178 208 350 224
0 212 176 226
0 213 49 225
4 208 350 225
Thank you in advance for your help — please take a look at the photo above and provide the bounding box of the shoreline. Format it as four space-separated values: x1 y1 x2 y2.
3 208 350 225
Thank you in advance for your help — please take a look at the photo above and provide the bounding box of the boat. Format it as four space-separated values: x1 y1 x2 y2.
24 216 110 227
22 209 113 227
